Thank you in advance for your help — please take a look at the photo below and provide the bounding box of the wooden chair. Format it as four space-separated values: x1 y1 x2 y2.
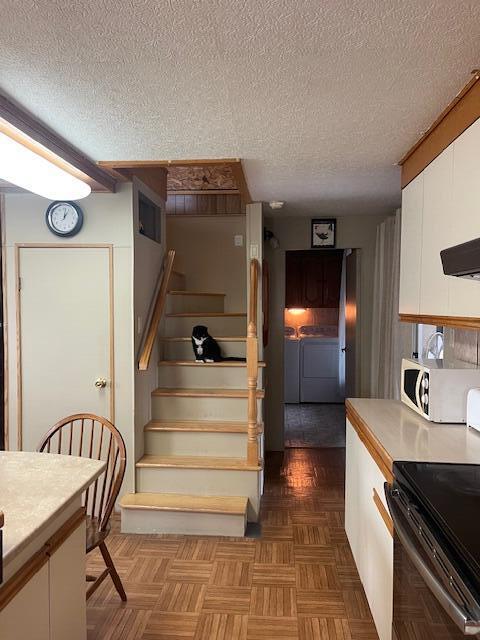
37 413 127 601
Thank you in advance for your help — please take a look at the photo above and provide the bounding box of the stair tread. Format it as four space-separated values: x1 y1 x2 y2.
152 387 265 398
159 336 246 342
120 492 248 515
158 360 265 367
168 290 226 297
166 312 246 318
145 420 250 433
136 455 262 471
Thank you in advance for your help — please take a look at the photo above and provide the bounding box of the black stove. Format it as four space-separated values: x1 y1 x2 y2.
387 461 480 638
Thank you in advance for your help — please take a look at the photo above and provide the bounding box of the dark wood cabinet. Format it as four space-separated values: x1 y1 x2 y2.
285 250 343 308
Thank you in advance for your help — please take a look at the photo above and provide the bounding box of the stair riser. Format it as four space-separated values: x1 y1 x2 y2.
165 316 246 337
152 396 262 421
121 509 246 536
145 431 247 457
136 467 260 520
167 295 225 314
157 366 263 389
161 340 247 360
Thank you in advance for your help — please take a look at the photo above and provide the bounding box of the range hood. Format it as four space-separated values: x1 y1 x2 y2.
441 238 480 280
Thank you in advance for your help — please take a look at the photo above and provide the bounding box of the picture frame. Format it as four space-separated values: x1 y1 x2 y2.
311 218 336 248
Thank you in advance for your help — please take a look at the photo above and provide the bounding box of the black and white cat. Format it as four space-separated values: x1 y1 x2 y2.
191 325 245 363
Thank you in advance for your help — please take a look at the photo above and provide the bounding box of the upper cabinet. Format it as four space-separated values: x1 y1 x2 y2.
285 250 343 309
399 117 480 319
399 173 423 314
448 118 480 317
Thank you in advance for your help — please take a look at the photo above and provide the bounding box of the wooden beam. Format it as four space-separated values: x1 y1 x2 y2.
228 160 252 204
98 158 241 169
0 92 116 193
399 313 480 331
399 71 480 188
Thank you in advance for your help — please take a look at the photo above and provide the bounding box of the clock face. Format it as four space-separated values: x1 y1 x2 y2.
46 201 83 237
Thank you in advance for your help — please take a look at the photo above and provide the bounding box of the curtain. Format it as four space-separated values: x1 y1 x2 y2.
337 250 347 397
370 210 406 399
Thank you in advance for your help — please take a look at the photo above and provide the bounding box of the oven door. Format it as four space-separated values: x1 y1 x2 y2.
386 484 480 639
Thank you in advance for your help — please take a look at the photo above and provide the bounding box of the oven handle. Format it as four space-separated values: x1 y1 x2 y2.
385 485 480 636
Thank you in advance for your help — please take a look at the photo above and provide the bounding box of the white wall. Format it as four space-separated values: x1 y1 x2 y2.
167 215 247 311
132 178 166 464
2 185 136 492
264 213 389 450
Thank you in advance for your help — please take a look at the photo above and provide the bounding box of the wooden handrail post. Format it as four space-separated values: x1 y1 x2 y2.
138 249 175 371
247 258 260 466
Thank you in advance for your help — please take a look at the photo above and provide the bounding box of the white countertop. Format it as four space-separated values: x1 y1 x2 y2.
0 451 105 571
348 398 480 464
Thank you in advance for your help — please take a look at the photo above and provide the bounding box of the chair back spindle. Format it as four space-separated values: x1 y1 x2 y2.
37 414 126 532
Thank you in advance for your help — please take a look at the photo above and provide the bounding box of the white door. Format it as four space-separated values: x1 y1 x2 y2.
18 246 112 451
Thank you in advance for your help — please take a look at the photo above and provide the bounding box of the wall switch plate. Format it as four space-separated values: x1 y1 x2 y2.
250 243 259 258
234 234 244 247
137 316 143 335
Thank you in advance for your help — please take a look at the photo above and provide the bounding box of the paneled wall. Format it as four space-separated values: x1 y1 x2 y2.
166 193 243 216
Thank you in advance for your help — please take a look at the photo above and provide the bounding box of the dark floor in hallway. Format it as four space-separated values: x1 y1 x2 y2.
285 404 346 448
87 448 378 639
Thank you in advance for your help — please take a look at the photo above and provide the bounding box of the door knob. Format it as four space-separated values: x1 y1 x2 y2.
94 378 107 389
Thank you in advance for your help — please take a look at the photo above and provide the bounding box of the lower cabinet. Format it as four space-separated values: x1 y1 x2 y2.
345 420 393 640
0 520 86 640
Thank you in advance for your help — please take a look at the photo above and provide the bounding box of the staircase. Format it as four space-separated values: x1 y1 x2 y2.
121 261 264 537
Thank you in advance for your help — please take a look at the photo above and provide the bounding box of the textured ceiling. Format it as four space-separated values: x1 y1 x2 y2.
1 1 479 216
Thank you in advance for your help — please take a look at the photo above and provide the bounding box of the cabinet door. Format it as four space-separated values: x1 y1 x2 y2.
345 421 363 570
302 253 325 307
449 118 480 317
323 251 343 307
49 521 86 640
420 146 453 315
0 564 50 640
285 252 303 307
399 173 424 314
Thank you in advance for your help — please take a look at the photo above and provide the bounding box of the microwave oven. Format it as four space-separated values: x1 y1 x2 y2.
401 358 480 423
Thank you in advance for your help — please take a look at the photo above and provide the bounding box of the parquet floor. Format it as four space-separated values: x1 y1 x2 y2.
86 448 378 639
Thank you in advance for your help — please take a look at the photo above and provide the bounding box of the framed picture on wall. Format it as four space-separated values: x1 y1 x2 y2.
311 218 336 248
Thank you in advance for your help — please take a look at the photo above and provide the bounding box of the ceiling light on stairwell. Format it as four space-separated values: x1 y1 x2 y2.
269 201 284 210
0 131 91 200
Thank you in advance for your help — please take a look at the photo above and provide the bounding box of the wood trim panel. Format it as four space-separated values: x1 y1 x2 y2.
373 488 393 538
400 72 480 188
0 93 116 193
15 244 115 449
1 195 8 449
346 399 394 483
399 313 480 330
0 508 85 612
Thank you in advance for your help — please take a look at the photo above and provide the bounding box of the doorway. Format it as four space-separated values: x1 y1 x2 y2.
16 245 114 451
284 248 358 448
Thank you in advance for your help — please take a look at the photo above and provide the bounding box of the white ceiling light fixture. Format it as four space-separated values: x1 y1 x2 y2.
269 201 284 210
0 131 91 200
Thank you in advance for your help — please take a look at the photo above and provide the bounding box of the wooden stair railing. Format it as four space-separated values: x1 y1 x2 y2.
138 249 176 371
247 258 260 466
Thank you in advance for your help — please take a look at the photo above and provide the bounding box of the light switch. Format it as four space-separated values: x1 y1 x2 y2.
234 235 244 247
250 243 259 258
137 316 143 335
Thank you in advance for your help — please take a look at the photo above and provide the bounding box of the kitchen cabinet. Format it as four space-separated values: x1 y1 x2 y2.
0 520 86 640
399 118 480 320
419 146 453 315
285 250 343 308
399 173 423 315
345 420 393 640
448 117 480 317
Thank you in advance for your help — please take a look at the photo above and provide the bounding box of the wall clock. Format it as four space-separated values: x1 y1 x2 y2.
45 201 84 237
